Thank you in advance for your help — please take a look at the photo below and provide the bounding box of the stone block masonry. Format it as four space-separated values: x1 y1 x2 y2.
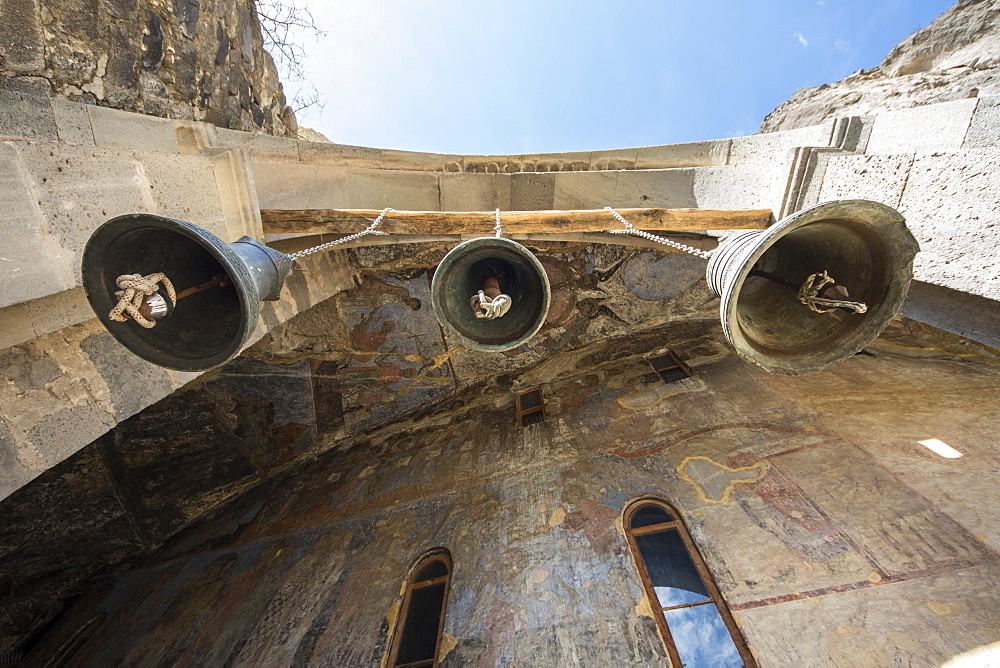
0 0 298 136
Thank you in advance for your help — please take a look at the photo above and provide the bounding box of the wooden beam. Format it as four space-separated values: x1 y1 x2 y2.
261 208 773 236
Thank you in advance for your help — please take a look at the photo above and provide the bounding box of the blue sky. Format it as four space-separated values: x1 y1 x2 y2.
282 0 954 154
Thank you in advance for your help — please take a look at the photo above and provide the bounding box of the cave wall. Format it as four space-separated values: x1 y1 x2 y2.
26 318 1000 666
0 0 297 134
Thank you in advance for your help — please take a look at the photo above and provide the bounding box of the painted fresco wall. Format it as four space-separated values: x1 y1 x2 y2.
0 240 716 655
28 317 1000 666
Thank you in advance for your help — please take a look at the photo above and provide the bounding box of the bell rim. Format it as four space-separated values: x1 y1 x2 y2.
82 213 260 371
431 236 551 352
714 199 919 375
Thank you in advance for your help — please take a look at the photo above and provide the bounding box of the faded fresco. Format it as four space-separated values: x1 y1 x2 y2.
23 310 1000 666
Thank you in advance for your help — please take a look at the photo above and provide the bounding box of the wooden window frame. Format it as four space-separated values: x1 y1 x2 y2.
387 550 453 668
516 388 545 427
646 350 693 384
623 499 756 667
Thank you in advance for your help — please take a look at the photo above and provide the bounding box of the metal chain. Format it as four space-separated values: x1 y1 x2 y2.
604 206 714 260
494 208 503 238
289 207 393 259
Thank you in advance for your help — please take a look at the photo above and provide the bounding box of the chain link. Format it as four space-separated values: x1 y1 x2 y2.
289 208 393 260
604 206 714 260
494 208 503 238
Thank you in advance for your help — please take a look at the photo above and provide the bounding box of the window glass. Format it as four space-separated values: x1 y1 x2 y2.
629 505 674 529
662 604 744 667
395 582 447 665
625 502 753 667
634 529 711 608
659 367 689 383
415 560 448 582
390 552 451 667
518 390 542 410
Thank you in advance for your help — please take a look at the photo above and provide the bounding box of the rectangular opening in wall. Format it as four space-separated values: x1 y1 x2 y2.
516 389 545 427
648 351 693 384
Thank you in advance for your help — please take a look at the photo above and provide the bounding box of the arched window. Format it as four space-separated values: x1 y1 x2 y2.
388 550 452 667
624 500 755 667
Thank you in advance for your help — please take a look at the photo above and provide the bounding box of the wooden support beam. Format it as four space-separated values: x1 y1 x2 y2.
261 208 773 236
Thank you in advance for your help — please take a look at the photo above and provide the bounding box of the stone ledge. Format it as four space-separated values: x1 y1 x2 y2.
0 90 57 141
965 95 1000 149
296 140 383 168
50 99 95 146
904 281 1000 349
866 97 978 154
87 105 179 153
217 128 300 163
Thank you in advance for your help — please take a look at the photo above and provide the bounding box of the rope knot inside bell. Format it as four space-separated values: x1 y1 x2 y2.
109 272 177 328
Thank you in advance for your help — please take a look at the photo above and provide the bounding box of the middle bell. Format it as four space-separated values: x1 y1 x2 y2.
430 237 551 351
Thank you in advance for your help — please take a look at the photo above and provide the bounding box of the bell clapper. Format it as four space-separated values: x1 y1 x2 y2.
483 272 501 299
111 272 235 327
471 268 513 320
174 273 233 300
109 272 177 328
748 268 867 314
137 292 174 321
798 270 867 314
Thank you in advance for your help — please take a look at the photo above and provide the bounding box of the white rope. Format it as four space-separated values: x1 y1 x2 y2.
798 271 868 314
604 206 714 259
471 290 512 319
289 207 393 259
109 272 176 328
465 209 514 319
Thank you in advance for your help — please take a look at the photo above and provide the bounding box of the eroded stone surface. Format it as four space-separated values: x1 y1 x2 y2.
761 1 1000 132
0 0 296 135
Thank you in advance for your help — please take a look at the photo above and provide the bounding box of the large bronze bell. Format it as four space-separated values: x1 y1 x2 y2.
430 237 551 351
706 200 919 375
82 213 293 371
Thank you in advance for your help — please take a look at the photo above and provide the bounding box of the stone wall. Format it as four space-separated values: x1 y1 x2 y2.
0 0 297 135
22 317 1000 665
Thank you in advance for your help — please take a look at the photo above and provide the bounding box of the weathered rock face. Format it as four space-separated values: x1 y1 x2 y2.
760 0 1000 132
0 0 297 135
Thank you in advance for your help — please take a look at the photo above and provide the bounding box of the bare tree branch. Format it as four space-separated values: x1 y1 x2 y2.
252 0 326 84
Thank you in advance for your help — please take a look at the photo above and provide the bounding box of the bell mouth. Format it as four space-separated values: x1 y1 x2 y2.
82 214 257 371
431 237 551 352
737 218 884 352
709 200 919 375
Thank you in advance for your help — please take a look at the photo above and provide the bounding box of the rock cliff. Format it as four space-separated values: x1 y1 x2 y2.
0 0 297 135
761 0 1000 132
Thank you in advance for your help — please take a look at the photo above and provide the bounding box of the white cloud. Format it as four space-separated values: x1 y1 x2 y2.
794 31 809 47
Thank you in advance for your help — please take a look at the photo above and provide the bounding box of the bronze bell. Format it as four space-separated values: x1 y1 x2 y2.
82 213 293 371
430 237 551 351
705 200 919 375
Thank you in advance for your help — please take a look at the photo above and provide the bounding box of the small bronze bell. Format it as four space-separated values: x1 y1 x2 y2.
82 214 293 371
430 237 551 351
